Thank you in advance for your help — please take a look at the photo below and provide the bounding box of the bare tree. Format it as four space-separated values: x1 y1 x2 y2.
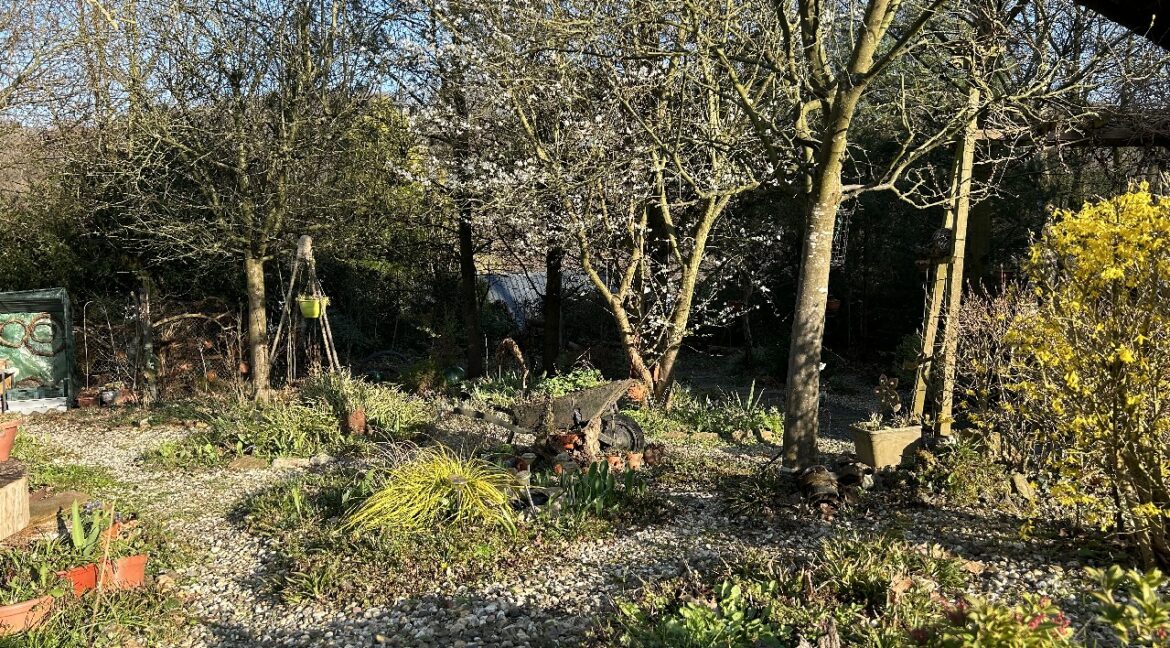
723 0 1129 466
75 0 400 397
446 0 783 400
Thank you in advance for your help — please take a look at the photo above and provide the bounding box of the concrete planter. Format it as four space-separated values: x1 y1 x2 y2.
850 424 923 469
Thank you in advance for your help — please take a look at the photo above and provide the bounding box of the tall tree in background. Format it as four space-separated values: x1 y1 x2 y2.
451 0 783 400
75 0 399 397
740 0 1125 466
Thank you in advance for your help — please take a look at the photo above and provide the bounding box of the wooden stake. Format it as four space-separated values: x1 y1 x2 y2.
937 87 982 436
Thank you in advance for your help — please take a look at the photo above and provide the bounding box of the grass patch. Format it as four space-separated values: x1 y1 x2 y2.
608 534 970 647
142 376 434 470
12 437 120 493
0 587 188 648
623 384 782 444
241 451 656 604
466 367 608 408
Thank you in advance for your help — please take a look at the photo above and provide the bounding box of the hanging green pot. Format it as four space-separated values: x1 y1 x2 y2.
297 296 329 319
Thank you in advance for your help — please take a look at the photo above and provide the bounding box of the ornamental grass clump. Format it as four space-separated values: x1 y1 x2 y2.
1007 187 1170 567
346 448 515 534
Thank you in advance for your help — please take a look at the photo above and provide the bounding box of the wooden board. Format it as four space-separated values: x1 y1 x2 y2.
0 460 29 541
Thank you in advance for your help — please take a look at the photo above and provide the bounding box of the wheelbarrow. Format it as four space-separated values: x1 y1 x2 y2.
453 379 646 452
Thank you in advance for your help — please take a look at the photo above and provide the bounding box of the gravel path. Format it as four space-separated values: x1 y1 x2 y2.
16 400 1106 648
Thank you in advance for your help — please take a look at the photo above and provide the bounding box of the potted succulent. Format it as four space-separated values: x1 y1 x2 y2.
849 375 922 469
0 415 19 462
297 294 329 319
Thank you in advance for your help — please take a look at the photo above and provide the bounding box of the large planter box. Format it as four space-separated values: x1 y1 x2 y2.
850 424 922 469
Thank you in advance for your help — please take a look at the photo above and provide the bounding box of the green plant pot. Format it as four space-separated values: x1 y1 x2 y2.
297 297 328 319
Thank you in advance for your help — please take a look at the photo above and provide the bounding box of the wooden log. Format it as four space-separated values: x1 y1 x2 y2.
0 460 29 542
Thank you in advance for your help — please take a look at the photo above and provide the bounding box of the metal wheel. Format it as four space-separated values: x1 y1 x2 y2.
599 413 646 452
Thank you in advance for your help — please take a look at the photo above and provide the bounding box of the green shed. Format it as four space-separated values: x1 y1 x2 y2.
0 288 73 413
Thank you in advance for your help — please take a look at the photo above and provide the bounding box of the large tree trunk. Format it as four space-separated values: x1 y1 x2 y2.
783 91 861 468
542 246 563 376
244 254 271 400
458 214 484 379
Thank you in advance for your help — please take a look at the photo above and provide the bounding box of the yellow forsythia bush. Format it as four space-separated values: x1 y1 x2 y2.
1009 187 1170 567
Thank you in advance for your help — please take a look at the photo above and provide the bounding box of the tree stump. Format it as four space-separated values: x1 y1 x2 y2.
0 460 29 541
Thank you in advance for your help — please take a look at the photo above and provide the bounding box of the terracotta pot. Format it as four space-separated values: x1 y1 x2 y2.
626 452 644 471
552 434 579 451
0 420 16 462
605 455 625 472
0 596 52 635
77 393 99 408
58 563 99 597
345 408 367 435
103 555 148 590
58 555 149 595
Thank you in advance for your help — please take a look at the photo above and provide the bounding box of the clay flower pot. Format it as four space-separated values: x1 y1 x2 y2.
103 555 148 590
0 420 17 462
626 451 644 471
58 555 149 595
102 521 122 541
58 563 99 597
76 392 99 408
0 596 53 635
552 434 580 451
345 407 367 435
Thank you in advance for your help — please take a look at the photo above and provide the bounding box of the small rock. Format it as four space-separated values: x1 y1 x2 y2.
1011 473 1036 500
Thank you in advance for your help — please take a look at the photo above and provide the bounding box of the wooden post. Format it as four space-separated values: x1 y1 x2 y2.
907 145 964 418
0 460 29 541
936 87 982 436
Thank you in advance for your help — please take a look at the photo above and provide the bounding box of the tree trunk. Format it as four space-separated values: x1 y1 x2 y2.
542 246 564 376
244 254 271 400
783 91 861 468
458 214 484 379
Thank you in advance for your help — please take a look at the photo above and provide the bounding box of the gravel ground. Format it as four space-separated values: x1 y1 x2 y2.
15 394 1108 648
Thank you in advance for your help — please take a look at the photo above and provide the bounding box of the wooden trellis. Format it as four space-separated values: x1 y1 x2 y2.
269 235 341 381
